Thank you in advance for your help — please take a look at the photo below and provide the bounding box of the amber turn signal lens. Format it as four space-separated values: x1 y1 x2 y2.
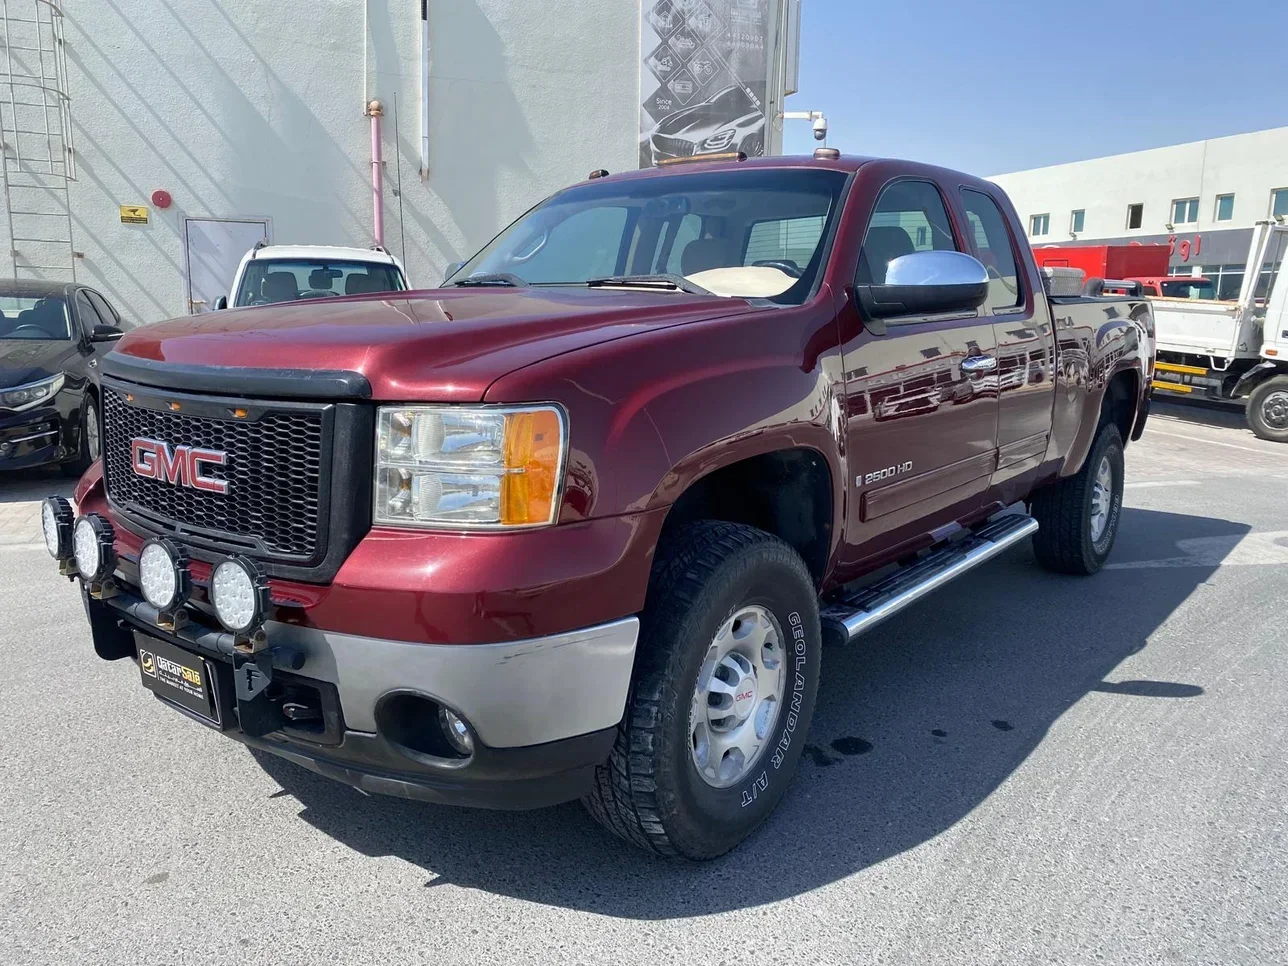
500 409 563 526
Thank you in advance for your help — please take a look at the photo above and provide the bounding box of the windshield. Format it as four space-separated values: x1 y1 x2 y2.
235 259 405 307
450 168 849 303
0 294 72 340
1159 278 1217 300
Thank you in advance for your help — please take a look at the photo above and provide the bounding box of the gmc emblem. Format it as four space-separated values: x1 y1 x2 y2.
131 437 229 494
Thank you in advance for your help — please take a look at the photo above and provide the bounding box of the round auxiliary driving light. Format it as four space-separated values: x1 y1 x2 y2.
41 496 74 560
210 555 270 635
138 538 191 611
73 513 116 583
439 707 475 756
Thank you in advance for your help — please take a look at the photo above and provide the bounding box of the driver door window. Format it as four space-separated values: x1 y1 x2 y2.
75 291 106 337
856 180 959 284
86 290 129 331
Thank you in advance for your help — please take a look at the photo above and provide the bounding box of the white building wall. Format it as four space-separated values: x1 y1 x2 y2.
990 127 1288 242
36 0 642 323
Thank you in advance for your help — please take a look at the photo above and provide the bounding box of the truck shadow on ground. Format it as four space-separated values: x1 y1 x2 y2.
253 506 1241 919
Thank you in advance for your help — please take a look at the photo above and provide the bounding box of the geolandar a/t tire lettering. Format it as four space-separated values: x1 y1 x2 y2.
583 520 822 860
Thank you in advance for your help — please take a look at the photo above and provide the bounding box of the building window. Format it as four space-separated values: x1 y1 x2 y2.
1070 209 1085 233
1125 203 1144 230
1199 264 1245 301
1029 213 1050 237
1272 188 1288 218
1215 194 1235 222
1171 198 1198 225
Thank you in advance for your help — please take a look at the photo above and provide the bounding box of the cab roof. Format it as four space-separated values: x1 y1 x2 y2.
592 153 874 184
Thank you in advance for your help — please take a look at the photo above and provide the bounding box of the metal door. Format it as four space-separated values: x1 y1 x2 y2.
184 218 269 313
837 178 1000 576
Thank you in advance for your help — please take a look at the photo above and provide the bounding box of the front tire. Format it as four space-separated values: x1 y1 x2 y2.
1030 423 1125 575
1246 374 1288 443
61 395 99 477
583 521 821 859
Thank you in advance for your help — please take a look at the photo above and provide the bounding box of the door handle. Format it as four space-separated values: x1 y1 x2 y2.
961 355 997 373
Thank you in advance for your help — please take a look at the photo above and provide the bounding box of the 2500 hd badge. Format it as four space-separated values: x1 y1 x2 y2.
44 151 1151 859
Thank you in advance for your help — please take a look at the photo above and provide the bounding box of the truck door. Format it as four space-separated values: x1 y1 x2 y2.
958 187 1056 502
837 178 1000 576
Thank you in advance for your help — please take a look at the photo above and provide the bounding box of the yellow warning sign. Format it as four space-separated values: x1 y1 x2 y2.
119 205 149 224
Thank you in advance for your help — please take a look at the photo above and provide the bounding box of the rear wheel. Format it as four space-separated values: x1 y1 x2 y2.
583 521 821 859
1246 374 1288 443
1030 423 1125 575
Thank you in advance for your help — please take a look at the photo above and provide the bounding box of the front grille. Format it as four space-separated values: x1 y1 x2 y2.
651 134 696 160
101 385 327 560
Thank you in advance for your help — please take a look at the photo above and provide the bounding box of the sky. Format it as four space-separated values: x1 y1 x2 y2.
781 0 1288 175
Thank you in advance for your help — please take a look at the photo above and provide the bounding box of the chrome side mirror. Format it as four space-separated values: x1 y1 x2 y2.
856 250 990 325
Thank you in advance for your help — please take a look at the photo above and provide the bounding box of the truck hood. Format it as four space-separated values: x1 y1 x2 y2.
113 288 758 401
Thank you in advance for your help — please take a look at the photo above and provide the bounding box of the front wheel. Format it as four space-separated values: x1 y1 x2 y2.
1030 422 1125 575
1246 374 1288 443
61 395 99 477
583 521 821 859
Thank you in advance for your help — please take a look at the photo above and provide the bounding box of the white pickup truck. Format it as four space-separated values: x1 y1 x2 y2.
1149 221 1288 442
212 244 409 310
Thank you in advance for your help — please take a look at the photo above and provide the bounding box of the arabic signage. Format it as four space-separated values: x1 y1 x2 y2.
639 0 771 168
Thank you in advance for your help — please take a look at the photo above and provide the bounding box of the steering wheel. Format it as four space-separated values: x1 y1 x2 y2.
752 259 803 278
9 324 49 337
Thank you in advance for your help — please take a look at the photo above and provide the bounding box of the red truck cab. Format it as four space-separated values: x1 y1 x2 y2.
44 153 1152 858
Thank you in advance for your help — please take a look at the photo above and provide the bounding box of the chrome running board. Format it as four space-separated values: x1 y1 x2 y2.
821 514 1039 645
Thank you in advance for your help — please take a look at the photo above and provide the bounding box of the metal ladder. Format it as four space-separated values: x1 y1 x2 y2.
0 0 75 280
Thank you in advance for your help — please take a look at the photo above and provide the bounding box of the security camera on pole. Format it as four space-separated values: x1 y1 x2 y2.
782 109 829 144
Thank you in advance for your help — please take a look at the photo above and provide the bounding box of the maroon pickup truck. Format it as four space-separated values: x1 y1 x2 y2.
43 152 1152 859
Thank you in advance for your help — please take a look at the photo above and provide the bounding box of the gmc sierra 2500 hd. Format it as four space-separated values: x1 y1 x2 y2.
43 152 1152 859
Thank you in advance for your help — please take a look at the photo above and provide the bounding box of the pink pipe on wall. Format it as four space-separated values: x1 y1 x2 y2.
368 99 385 248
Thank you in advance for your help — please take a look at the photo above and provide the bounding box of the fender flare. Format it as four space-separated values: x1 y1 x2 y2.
1232 360 1284 399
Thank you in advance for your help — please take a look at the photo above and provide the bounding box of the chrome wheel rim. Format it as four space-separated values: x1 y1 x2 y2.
689 604 786 789
1089 453 1113 543
85 401 100 460
1262 390 1288 431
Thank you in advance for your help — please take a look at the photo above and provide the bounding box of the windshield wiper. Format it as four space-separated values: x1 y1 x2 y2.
586 274 713 296
449 272 529 288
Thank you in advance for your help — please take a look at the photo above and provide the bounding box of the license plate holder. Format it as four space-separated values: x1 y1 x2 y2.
135 633 226 728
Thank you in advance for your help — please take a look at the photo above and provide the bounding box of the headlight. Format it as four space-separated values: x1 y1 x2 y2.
374 405 566 529
0 373 65 412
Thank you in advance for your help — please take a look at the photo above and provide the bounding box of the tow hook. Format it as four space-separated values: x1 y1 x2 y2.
233 644 306 737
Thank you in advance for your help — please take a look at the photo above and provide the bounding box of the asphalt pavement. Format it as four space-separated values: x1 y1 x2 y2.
1 401 1285 965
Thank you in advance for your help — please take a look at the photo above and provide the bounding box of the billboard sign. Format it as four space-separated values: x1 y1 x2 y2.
639 0 772 168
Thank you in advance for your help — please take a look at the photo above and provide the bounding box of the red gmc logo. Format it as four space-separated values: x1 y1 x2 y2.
131 437 229 494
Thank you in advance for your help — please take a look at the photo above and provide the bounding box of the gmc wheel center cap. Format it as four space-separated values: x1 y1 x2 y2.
732 678 757 720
